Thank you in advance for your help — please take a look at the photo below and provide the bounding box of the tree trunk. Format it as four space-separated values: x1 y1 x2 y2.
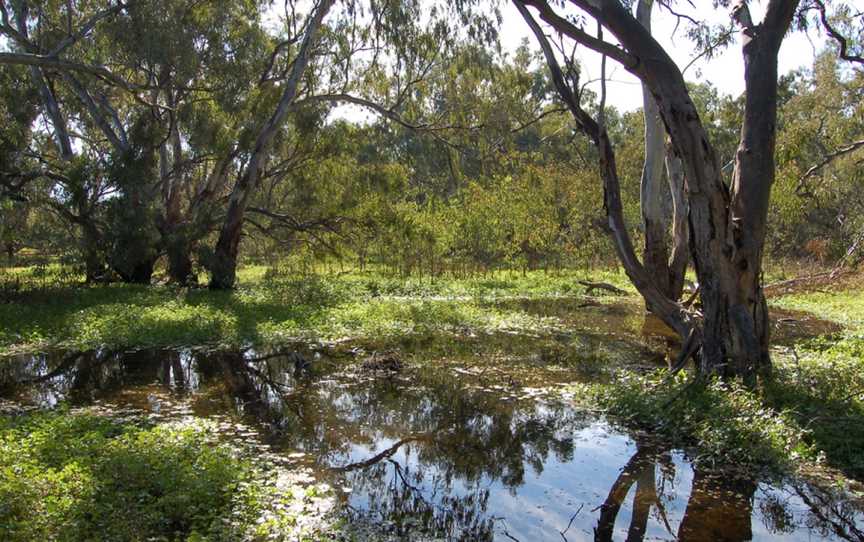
161 95 196 286
637 0 688 307
81 223 104 283
695 1 792 380
666 148 689 299
209 0 335 289
124 259 156 284
518 0 799 379
722 9 783 378
166 234 194 285
636 0 672 304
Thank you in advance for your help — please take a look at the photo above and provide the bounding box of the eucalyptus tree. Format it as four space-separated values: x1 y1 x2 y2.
207 0 502 288
0 1 152 280
102 0 271 284
1 0 273 283
207 0 336 289
635 0 689 305
0 1 116 279
512 0 804 380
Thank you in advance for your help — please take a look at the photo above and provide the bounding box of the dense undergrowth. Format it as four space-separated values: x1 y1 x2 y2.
0 265 630 354
0 410 333 541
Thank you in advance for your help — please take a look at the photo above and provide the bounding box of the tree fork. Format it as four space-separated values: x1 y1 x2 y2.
517 0 799 378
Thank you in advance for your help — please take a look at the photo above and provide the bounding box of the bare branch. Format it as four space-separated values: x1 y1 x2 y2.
0 52 143 92
796 138 864 195
49 2 130 57
810 0 864 65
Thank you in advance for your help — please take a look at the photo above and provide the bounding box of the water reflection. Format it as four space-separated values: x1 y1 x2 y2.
591 442 759 542
1 346 861 541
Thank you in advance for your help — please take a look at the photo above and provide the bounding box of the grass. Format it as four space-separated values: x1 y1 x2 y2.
3 263 862 485
0 409 335 541
563 279 864 486
0 265 631 355
768 286 864 480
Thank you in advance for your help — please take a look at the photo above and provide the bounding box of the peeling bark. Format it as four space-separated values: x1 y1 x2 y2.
666 148 689 299
637 0 673 304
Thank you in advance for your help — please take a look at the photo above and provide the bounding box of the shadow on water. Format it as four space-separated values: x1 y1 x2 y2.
0 304 858 541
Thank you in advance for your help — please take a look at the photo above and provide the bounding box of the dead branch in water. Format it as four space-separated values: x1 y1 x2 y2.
578 280 627 296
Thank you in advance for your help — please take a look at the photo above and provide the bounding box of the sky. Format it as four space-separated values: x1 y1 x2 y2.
495 1 829 112
327 1 832 123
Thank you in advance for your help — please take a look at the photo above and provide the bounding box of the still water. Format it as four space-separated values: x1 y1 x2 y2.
0 303 860 541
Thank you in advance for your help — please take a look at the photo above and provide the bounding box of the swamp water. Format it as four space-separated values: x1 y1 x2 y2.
1 300 861 541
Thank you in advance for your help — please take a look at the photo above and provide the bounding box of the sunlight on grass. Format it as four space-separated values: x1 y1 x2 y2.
0 267 631 354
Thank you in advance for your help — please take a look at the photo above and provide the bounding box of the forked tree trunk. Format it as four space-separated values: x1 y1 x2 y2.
518 0 798 379
209 0 335 289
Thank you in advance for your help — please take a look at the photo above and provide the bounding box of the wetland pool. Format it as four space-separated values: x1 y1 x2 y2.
0 301 860 541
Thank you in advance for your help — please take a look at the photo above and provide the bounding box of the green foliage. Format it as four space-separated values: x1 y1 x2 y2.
103 132 162 283
0 411 323 541
0 266 630 354
570 373 808 472
559 283 864 480
770 53 864 262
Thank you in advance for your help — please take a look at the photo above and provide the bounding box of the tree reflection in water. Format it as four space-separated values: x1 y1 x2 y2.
1 347 862 541
592 441 760 542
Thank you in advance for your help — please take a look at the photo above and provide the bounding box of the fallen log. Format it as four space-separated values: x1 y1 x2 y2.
577 280 627 296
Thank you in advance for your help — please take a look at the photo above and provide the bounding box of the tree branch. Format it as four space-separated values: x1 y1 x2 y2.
796 138 864 195
0 52 145 92
519 0 639 70
811 0 864 65
49 2 130 57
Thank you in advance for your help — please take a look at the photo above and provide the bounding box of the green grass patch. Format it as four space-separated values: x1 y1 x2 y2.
768 286 864 480
0 267 631 354
0 410 333 541
564 284 864 481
